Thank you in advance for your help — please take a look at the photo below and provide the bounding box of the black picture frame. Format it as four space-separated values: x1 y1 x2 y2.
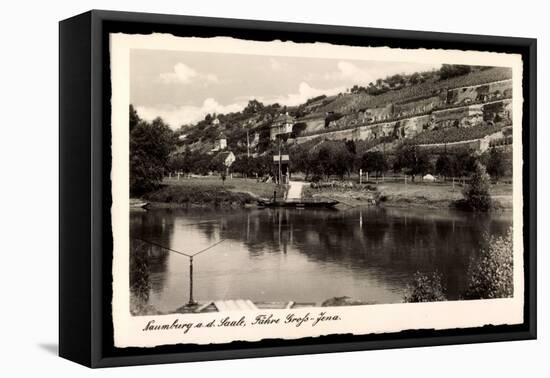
59 9 537 368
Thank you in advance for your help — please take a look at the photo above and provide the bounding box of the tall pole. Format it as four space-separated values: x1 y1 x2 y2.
278 138 282 185
134 237 225 308
188 256 196 306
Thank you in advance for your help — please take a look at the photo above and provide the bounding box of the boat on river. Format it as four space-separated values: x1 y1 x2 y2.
257 197 339 209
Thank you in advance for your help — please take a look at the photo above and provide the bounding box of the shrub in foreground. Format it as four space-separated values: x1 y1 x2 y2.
464 229 513 299
403 271 447 303
144 185 255 207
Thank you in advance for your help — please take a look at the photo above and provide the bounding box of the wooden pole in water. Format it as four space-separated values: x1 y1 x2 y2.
188 256 196 306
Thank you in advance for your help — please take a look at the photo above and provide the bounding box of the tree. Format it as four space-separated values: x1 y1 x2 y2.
439 64 472 80
130 115 176 195
311 145 333 179
393 145 432 181
308 142 354 180
129 104 141 131
253 155 272 177
232 155 254 177
435 153 453 180
257 127 272 153
409 72 421 85
452 150 477 178
360 151 388 178
290 143 312 178
331 143 355 179
344 140 356 155
462 161 492 211
485 147 506 182
192 152 213 175
243 99 264 114
291 122 307 137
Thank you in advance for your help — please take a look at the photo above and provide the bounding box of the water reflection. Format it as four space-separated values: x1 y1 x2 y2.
130 207 512 313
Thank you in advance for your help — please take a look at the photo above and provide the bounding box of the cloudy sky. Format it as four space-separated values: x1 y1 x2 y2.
130 49 441 129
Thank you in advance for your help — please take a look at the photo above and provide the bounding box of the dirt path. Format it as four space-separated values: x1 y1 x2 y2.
287 181 307 199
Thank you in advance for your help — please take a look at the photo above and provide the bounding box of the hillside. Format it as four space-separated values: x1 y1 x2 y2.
308 66 511 115
172 65 513 158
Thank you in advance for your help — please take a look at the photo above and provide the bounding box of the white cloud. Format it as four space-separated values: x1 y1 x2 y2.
260 82 345 107
136 82 343 128
322 61 441 85
324 61 377 83
159 63 219 84
136 98 245 128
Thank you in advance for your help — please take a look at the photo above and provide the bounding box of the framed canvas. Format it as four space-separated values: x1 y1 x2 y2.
59 10 537 368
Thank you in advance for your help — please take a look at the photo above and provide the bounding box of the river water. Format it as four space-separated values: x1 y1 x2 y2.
129 206 512 313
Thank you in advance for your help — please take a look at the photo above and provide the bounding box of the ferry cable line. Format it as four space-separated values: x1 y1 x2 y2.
132 237 226 306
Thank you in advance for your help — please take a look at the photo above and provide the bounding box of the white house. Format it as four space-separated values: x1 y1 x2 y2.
211 133 227 152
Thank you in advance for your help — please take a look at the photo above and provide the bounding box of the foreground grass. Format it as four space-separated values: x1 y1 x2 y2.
144 176 287 207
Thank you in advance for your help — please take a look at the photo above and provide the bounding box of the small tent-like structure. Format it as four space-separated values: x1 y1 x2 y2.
423 174 436 182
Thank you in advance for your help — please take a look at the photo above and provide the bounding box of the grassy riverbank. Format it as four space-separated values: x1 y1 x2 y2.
379 181 512 209
304 180 513 209
143 176 287 208
141 176 512 210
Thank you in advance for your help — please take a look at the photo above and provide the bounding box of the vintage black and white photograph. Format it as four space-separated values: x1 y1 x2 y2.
110 34 524 347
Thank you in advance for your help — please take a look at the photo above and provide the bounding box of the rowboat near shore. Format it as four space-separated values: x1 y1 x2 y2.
130 198 150 209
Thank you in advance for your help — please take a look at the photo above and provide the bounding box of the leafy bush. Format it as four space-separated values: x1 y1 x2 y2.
464 229 513 299
403 271 447 302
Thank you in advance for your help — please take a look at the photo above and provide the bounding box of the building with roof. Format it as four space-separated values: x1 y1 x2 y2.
270 113 294 140
211 132 227 152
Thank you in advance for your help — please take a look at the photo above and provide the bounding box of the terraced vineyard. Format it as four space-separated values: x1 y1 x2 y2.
406 123 506 145
316 67 512 114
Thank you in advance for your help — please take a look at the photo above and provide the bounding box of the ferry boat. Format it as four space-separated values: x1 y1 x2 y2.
257 197 339 209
